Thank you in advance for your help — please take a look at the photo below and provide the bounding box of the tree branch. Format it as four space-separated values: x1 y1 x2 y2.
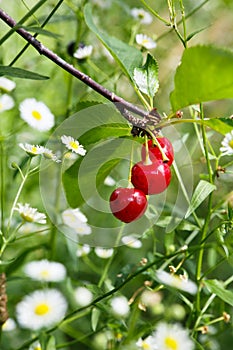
0 8 160 127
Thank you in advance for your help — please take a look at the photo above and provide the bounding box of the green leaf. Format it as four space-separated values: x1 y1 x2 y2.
133 53 159 98
185 180 216 218
84 4 143 80
205 279 233 306
170 45 233 111
204 118 233 135
46 336 56 350
91 307 101 331
21 26 61 38
0 65 49 80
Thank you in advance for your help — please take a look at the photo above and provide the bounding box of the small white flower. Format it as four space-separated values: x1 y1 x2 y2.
122 235 142 248
19 98 55 131
74 45 93 60
140 290 162 307
110 296 129 317
19 143 45 156
74 287 93 306
2 318 17 331
152 322 194 350
15 203 46 224
16 289 67 330
76 244 91 257
104 175 116 186
43 147 61 163
0 77 16 92
29 341 42 350
94 247 114 259
24 259 66 282
156 270 197 295
0 94 14 112
62 208 91 235
61 135 86 156
131 8 153 24
136 34 157 49
136 336 157 349
220 130 233 156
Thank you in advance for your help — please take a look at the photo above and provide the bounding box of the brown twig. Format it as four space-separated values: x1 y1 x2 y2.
0 8 161 129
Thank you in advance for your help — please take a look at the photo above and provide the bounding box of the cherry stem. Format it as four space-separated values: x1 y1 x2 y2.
147 128 169 162
143 134 152 165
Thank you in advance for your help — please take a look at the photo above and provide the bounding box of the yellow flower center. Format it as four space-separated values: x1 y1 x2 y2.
34 347 42 350
21 214 34 222
142 39 149 45
142 342 151 350
32 110 42 120
35 303 50 316
229 140 233 149
31 146 38 154
69 141 79 150
165 337 178 350
40 270 49 278
0 102 3 110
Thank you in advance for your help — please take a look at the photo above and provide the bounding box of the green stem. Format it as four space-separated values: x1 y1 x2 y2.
0 0 48 45
195 103 214 313
9 0 64 66
0 140 5 235
6 158 32 237
179 0 187 46
139 0 170 25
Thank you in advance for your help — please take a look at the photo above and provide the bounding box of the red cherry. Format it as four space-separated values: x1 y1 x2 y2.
131 161 171 195
109 187 147 223
141 138 174 166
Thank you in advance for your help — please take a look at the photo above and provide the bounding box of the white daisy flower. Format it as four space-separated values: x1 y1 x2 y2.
0 77 16 92
29 341 42 350
131 8 153 25
61 135 86 156
136 335 157 349
19 98 55 131
220 130 233 156
16 289 67 330
0 94 14 112
2 318 17 331
43 147 61 163
76 244 91 257
152 322 194 350
24 259 66 282
156 270 197 295
74 45 93 60
136 34 157 49
15 203 46 224
140 290 162 308
122 235 142 248
110 296 129 317
94 247 114 259
104 175 116 186
74 287 93 306
62 208 91 235
19 143 45 157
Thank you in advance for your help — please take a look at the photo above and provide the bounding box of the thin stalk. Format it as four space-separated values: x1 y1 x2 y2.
0 0 48 45
195 103 214 313
139 0 170 25
9 0 64 66
0 140 5 235
179 0 187 46
6 158 32 236
157 0 209 42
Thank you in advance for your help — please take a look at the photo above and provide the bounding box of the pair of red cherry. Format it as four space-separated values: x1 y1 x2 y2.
110 137 174 223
